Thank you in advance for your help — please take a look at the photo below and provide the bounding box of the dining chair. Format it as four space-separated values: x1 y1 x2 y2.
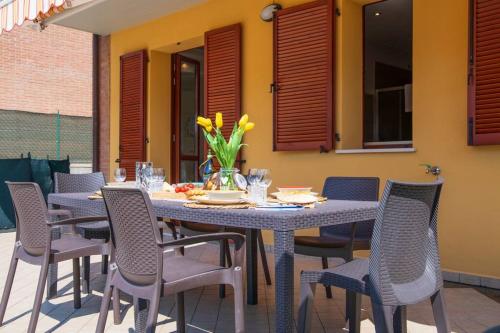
0 182 108 333
97 187 246 333
298 180 450 333
54 172 110 292
53 172 177 290
180 221 272 298
294 177 379 298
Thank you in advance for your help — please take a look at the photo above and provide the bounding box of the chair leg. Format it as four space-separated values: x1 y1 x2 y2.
0 251 18 325
233 267 245 333
298 281 316 333
371 300 394 333
27 255 50 333
72 258 81 309
346 291 361 333
96 279 113 333
321 257 333 299
431 289 451 333
146 290 160 333
82 256 90 294
393 306 407 333
101 255 108 274
219 240 226 299
258 231 272 285
112 287 121 324
225 240 233 267
176 292 186 333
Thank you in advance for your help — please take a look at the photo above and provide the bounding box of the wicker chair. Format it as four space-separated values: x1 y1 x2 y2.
298 180 450 333
180 221 271 298
97 187 246 333
54 172 110 293
0 182 107 333
295 177 379 298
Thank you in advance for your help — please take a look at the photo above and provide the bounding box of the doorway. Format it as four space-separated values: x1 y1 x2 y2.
171 47 205 183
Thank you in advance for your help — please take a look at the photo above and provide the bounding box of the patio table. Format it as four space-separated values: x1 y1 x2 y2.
48 192 378 333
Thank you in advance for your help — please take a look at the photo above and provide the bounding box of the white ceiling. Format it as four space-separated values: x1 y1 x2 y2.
50 0 207 35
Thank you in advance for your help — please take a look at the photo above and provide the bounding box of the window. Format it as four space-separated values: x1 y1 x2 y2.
363 0 413 148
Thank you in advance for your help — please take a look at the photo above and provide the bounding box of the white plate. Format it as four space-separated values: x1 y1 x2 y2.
196 195 247 205
271 191 318 197
275 193 319 205
207 190 245 201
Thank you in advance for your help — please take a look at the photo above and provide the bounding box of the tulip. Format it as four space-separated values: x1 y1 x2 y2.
205 125 213 132
244 122 255 132
238 114 249 128
216 112 223 129
197 116 212 129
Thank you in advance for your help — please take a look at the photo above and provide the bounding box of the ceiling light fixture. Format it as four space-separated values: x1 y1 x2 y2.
260 2 282 22
374 12 381 16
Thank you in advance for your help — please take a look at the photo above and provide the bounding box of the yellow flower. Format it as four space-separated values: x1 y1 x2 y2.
215 112 223 129
244 122 255 132
205 125 213 132
238 114 249 128
197 116 212 129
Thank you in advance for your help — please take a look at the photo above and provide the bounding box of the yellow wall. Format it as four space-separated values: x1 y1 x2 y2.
109 0 500 279
148 51 171 177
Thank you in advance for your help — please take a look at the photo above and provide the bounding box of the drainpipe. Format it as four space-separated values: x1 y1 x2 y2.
55 110 61 159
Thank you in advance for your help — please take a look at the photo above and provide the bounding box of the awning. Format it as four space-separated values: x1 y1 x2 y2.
0 0 67 34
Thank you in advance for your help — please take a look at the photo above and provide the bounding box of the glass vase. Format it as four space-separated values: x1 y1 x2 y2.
219 168 238 191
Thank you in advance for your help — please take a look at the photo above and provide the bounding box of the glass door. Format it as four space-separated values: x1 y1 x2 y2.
172 54 202 183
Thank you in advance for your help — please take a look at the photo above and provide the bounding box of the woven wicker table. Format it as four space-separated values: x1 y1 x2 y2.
48 192 377 333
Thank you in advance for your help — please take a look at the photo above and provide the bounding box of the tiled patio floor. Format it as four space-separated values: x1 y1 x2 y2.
0 231 499 332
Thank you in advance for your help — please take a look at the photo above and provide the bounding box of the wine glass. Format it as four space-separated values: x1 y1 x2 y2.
247 168 263 185
114 168 126 182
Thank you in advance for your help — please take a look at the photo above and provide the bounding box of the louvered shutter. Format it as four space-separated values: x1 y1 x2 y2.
204 24 242 167
273 0 334 151
119 50 147 179
468 0 500 145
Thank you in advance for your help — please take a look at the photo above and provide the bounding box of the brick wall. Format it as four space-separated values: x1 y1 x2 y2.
0 24 92 117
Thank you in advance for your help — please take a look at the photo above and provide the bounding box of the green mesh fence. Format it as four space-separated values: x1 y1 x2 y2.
0 110 92 163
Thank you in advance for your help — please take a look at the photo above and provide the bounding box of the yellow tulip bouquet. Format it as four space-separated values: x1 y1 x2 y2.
197 112 254 170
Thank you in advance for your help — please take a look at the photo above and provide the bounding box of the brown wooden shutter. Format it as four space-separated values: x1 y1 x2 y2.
273 0 334 151
204 23 242 167
119 49 147 179
468 0 500 145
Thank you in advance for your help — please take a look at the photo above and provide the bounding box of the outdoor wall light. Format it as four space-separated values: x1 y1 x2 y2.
260 3 282 22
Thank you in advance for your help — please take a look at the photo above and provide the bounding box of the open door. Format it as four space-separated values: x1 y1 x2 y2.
171 53 202 183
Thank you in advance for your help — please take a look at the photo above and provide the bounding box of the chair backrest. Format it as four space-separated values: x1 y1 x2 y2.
369 180 443 306
101 187 162 286
54 172 106 193
6 182 48 256
320 177 380 238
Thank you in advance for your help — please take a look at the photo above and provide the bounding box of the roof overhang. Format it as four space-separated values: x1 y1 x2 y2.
45 0 207 36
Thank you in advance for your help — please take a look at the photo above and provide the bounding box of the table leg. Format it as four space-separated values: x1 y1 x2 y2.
274 230 295 333
134 297 148 333
245 228 258 305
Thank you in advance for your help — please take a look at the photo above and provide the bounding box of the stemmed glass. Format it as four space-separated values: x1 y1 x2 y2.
247 168 263 186
258 169 272 202
114 168 127 182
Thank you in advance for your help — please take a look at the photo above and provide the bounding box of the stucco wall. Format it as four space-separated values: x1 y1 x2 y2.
108 0 500 279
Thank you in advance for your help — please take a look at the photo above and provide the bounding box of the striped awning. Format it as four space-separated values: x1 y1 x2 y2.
0 0 67 34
